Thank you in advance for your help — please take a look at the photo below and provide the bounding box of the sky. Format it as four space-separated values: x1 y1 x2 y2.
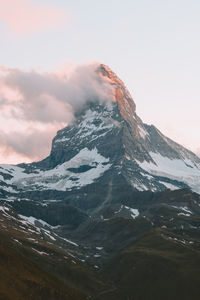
0 0 200 163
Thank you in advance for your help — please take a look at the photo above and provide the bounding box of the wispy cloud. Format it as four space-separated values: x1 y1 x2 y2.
0 123 62 163
0 63 113 163
0 0 67 36
1 63 112 123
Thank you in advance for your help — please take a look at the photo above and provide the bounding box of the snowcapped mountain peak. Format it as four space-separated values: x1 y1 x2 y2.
0 64 200 196
97 64 136 114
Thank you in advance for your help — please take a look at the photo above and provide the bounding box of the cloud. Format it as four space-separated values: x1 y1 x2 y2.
0 0 67 36
1 63 113 122
0 63 113 163
0 124 61 163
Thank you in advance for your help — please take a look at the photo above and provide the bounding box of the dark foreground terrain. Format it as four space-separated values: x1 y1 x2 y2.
0 188 200 300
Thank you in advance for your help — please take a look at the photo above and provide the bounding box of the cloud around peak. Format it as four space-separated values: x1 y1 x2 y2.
0 62 114 163
1 63 113 122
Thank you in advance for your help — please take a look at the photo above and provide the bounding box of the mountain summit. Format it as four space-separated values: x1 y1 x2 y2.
0 63 200 198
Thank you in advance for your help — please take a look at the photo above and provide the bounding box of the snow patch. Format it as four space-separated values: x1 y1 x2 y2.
172 206 193 216
137 152 200 193
54 137 70 143
138 125 149 139
124 206 139 219
1 148 111 192
32 248 49 255
159 181 179 190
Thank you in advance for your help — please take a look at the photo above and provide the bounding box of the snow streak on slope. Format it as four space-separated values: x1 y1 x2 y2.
137 152 200 193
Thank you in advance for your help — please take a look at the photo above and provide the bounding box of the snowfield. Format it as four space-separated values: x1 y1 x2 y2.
0 148 111 192
137 152 200 193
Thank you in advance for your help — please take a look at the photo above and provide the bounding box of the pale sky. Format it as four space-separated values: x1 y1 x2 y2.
0 0 200 163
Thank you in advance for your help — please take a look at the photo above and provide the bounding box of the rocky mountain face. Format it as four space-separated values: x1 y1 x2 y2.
0 64 200 300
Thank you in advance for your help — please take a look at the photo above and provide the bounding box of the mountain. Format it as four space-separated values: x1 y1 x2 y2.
0 64 200 300
0 64 200 200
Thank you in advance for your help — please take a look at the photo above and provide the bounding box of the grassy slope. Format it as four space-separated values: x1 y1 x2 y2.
0 231 86 300
103 229 200 300
0 208 109 300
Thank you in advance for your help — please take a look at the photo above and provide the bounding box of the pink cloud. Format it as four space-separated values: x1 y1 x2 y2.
0 122 63 163
0 63 113 164
0 145 31 164
0 0 67 36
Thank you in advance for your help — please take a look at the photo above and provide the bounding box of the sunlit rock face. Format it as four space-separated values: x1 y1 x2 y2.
0 63 200 198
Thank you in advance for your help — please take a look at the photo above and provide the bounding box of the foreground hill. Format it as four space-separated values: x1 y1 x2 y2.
1 187 200 299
